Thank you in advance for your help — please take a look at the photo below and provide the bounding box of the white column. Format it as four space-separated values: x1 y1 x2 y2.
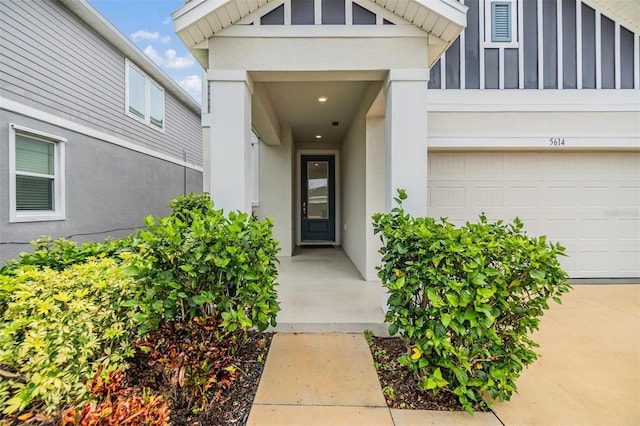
206 69 253 213
384 69 429 216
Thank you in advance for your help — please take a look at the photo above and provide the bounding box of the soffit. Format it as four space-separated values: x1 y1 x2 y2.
582 0 640 34
173 0 467 68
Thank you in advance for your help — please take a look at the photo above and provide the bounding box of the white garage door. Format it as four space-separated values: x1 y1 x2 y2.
428 152 640 279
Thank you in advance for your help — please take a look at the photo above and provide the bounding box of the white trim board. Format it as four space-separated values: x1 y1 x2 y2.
428 136 640 150
426 89 640 112
1 97 203 172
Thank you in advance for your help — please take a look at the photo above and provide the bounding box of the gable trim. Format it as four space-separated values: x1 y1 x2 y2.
174 0 467 58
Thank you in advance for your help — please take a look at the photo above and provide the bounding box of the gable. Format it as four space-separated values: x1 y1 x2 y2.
173 0 467 68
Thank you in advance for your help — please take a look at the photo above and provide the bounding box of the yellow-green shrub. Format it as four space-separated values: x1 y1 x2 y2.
0 257 141 415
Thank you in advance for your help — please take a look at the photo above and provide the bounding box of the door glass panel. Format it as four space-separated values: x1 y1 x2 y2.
307 161 328 219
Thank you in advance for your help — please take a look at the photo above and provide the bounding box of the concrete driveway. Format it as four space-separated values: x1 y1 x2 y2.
492 283 639 425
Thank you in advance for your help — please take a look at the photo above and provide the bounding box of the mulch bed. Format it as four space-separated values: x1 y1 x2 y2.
369 336 476 411
132 331 273 426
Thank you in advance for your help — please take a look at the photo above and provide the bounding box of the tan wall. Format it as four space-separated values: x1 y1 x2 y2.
209 37 429 71
341 83 384 279
429 111 640 138
254 127 294 256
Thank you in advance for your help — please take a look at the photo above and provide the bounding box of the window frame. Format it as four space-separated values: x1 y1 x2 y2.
484 0 519 47
125 59 165 132
9 124 66 223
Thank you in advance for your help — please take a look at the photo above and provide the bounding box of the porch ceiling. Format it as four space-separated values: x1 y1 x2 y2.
255 79 374 146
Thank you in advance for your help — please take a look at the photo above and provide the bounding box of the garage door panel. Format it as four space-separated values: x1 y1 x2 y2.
473 187 505 208
545 219 577 240
581 187 609 207
429 152 640 278
545 187 578 207
505 187 537 207
619 187 640 207
578 219 611 240
618 219 640 241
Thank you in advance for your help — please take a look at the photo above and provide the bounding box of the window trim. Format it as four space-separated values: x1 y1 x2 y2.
9 124 66 223
125 59 165 132
484 0 519 47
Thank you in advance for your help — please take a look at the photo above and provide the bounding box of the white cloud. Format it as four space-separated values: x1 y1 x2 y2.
132 30 159 41
161 36 172 44
142 46 195 70
180 75 202 101
162 16 172 25
164 49 195 69
143 45 164 66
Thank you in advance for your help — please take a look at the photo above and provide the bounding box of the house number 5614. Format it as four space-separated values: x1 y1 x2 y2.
549 138 565 146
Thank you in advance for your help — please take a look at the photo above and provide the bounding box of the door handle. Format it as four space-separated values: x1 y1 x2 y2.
302 202 307 219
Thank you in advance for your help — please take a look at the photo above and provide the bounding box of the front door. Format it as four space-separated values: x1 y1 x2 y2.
301 155 335 242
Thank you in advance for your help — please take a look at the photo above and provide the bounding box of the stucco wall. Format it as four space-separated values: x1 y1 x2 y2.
0 113 202 264
208 37 429 71
341 83 384 279
365 114 385 281
254 127 294 256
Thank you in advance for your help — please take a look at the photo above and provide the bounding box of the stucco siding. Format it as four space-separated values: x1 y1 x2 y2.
254 128 294 256
341 99 367 277
0 112 202 264
208 37 429 71
0 0 202 166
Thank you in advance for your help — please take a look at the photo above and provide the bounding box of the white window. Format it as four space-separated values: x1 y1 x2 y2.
9 124 66 222
125 59 165 131
485 0 518 46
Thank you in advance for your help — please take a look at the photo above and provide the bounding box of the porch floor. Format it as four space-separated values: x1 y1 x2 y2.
270 246 388 335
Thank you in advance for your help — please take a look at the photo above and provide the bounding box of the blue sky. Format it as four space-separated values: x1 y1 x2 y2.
88 0 202 101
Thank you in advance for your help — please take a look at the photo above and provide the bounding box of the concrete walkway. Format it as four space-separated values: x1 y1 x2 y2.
251 248 639 425
271 247 387 335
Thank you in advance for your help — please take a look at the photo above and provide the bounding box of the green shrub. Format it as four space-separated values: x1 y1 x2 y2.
0 257 141 414
0 236 133 275
372 190 571 413
169 192 214 225
128 194 281 337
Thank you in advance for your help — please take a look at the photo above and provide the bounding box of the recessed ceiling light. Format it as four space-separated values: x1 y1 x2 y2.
318 96 328 103
315 134 322 139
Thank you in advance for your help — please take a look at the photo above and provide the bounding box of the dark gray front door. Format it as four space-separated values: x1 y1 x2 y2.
301 155 335 242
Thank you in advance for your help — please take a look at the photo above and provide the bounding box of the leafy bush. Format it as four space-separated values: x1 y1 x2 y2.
0 236 133 275
61 368 170 426
372 190 571 413
132 316 238 409
0 258 141 414
169 192 214 226
128 193 281 336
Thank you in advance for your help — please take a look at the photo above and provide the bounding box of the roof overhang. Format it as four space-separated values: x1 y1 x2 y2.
60 0 200 112
582 0 640 34
173 0 467 69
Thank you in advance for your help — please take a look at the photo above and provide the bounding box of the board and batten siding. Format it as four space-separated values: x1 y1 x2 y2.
0 0 202 166
430 0 639 90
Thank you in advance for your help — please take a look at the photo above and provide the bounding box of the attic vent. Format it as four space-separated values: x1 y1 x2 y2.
491 1 512 42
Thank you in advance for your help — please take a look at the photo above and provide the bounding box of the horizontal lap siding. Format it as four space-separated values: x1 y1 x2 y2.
0 0 202 165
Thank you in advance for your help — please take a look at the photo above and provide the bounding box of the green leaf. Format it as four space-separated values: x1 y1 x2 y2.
445 293 459 307
441 313 452 328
